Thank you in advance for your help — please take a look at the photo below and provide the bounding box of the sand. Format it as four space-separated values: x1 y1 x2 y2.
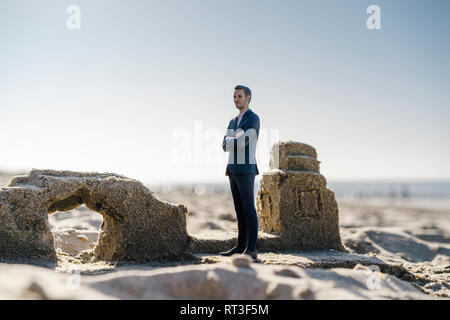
0 174 448 299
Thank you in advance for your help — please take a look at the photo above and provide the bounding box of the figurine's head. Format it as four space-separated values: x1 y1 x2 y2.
234 85 252 110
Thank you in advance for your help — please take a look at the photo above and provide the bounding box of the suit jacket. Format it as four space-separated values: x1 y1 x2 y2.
222 108 260 176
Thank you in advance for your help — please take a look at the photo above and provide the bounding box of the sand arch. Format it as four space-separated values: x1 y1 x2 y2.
0 169 190 262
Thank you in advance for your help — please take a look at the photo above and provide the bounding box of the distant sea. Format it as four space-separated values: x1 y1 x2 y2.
327 181 450 209
150 180 450 209
327 181 450 200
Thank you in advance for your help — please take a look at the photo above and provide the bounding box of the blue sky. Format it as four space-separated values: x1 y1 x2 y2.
1 0 449 184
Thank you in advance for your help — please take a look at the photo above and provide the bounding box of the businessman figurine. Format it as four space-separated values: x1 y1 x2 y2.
220 85 260 261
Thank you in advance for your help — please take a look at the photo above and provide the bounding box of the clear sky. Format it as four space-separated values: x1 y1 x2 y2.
1 0 449 185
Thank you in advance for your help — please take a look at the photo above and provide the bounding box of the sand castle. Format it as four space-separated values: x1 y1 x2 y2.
0 169 190 262
0 142 344 263
256 141 344 251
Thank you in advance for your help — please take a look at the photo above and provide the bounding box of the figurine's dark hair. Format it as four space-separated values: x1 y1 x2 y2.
234 85 252 104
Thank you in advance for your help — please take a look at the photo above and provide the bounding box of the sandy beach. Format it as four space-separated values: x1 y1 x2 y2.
2 0 449 305
0 172 448 300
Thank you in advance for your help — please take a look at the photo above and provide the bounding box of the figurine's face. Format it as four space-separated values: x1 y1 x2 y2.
234 89 250 110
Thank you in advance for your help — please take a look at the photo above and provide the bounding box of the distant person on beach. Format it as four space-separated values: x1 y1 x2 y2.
220 85 260 261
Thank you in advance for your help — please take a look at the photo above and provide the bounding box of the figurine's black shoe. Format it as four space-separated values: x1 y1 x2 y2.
219 246 246 256
242 249 258 261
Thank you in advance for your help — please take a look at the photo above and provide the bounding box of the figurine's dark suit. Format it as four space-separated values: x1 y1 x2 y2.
222 108 260 251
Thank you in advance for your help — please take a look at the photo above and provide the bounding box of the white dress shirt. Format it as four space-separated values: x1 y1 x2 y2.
237 109 248 128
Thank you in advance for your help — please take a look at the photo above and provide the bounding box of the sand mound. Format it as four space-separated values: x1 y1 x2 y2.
0 263 111 299
0 261 434 300
341 226 450 296
342 226 450 263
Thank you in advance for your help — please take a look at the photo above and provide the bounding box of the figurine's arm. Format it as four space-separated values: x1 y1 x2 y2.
226 116 260 151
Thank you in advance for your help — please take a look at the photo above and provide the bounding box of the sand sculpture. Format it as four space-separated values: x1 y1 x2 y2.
0 169 190 262
256 141 345 251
